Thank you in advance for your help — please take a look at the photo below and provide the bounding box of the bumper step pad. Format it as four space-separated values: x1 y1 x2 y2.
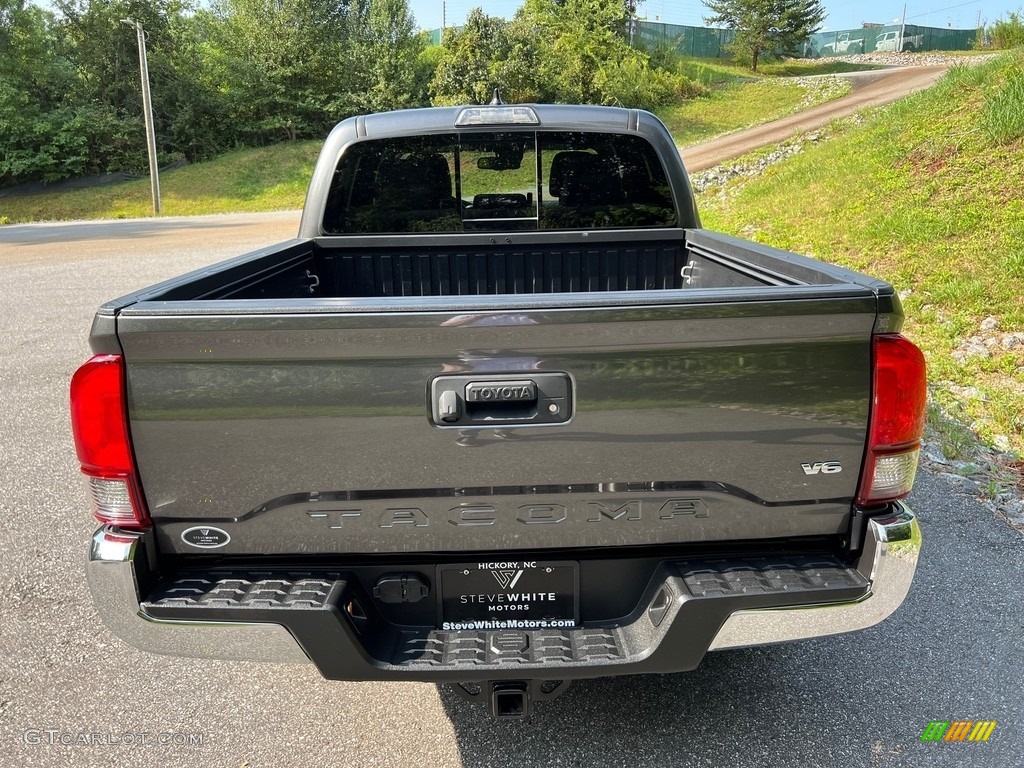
146 575 341 610
140 555 868 680
396 627 625 667
682 557 868 597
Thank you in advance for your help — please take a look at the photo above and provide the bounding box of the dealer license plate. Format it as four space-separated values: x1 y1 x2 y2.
437 560 578 630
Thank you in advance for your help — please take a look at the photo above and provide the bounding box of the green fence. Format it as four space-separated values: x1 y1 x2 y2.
634 21 736 59
425 21 975 59
807 24 976 56
424 21 737 58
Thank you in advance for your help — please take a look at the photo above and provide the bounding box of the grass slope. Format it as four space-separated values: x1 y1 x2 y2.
701 52 1024 456
658 75 850 146
0 141 321 223
656 57 877 146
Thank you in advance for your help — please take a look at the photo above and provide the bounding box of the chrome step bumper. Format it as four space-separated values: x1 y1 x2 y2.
86 504 920 677
710 505 920 650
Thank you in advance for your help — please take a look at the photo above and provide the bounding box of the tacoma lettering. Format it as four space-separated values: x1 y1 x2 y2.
586 500 642 523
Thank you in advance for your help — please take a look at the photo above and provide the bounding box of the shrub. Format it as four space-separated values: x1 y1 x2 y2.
596 56 708 110
989 11 1024 49
982 67 1024 143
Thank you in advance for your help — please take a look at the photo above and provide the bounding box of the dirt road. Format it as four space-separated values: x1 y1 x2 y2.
681 65 948 171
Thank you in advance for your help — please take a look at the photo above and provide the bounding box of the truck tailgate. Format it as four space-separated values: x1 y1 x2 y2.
117 290 876 555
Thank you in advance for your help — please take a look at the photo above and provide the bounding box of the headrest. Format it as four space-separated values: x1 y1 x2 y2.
376 154 452 201
548 151 597 198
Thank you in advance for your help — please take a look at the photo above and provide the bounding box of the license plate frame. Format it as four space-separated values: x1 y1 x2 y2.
437 560 579 630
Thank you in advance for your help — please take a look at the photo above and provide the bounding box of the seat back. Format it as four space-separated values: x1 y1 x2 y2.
548 151 598 206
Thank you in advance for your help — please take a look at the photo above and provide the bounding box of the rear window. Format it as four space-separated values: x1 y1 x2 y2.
322 132 677 234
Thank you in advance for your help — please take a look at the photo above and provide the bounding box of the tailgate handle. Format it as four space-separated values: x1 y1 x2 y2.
429 373 572 428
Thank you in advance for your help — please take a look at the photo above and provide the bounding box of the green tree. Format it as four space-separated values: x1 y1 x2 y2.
595 55 697 110
0 1 69 184
55 1 175 115
430 9 514 105
429 9 547 105
159 11 234 162
429 0 700 109
347 0 427 112
0 1 141 185
201 0 353 143
704 0 825 72
520 0 631 103
0 1 73 105
54 0 228 166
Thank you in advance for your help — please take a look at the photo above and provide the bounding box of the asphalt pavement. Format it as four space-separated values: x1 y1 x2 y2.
0 219 1021 767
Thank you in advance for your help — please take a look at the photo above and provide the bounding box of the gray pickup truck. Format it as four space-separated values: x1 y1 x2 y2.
74 103 925 718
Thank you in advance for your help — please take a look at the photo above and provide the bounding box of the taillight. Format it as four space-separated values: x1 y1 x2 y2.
70 354 150 528
856 334 927 506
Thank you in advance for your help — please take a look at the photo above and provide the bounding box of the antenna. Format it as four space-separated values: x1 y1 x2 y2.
490 88 504 105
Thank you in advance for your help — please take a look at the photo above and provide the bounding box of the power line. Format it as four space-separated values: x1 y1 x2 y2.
906 0 985 20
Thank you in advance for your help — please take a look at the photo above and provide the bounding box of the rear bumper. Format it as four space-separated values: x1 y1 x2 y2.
86 531 310 664
87 504 920 678
708 504 920 650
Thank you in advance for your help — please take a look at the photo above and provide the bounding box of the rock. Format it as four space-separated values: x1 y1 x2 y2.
1000 333 1024 350
818 52 999 68
980 316 1000 332
921 445 950 465
691 138 811 193
791 76 850 109
993 435 1012 453
948 385 984 400
951 460 981 474
952 343 990 362
1004 500 1024 525
938 472 980 494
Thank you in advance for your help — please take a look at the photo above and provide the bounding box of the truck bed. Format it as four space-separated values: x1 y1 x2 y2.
138 230 876 302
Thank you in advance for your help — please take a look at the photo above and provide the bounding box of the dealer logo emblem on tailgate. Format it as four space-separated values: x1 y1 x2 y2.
181 526 231 549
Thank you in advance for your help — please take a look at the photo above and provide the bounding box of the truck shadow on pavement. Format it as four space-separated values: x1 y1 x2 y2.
437 646 845 766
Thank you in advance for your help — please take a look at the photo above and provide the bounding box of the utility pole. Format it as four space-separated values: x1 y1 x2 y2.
900 3 907 52
122 19 161 215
